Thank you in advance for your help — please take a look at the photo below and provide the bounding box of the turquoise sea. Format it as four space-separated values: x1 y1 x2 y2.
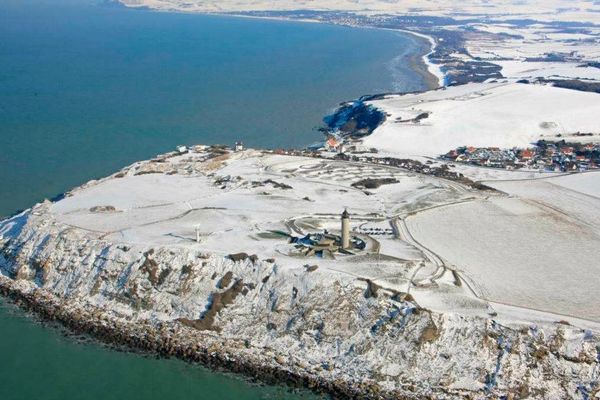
0 0 428 398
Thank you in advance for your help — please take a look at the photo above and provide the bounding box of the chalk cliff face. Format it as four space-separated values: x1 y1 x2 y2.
0 151 598 399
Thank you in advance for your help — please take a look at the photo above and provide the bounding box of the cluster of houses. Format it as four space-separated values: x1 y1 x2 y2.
442 140 600 172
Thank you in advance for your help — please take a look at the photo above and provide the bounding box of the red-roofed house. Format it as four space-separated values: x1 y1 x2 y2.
446 149 458 159
521 149 534 160
326 137 338 150
561 146 574 155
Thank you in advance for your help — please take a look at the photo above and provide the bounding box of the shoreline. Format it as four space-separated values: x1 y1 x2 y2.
114 2 443 91
229 15 445 90
0 275 410 400
393 28 444 88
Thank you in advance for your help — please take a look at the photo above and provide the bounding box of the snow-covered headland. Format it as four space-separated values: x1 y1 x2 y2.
1 145 600 399
2 1 599 398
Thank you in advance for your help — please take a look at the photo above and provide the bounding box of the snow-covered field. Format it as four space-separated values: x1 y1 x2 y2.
495 61 600 81
400 166 600 322
465 24 600 65
407 195 600 321
488 175 600 233
547 171 600 199
119 0 600 24
364 81 600 157
47 151 459 264
2 148 599 398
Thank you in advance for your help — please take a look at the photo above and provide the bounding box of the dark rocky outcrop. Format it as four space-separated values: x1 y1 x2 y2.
216 271 234 289
178 279 245 332
304 265 318 273
351 178 399 189
359 279 381 299
227 253 258 263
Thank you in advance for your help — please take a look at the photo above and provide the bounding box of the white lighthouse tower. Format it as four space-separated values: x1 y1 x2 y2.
341 208 350 249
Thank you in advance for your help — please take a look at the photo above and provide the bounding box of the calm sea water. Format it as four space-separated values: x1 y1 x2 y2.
0 0 428 218
0 0 428 398
0 298 320 400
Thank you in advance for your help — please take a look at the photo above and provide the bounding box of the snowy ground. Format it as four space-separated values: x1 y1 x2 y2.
545 171 600 199
2 148 599 398
356 79 600 322
495 61 600 81
464 23 600 66
363 81 600 157
406 195 600 321
119 0 600 24
7 148 600 327
48 151 461 280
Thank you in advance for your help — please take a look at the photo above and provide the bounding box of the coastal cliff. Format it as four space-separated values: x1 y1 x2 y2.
0 149 597 399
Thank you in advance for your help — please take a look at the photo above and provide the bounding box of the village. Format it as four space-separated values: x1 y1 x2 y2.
441 139 600 172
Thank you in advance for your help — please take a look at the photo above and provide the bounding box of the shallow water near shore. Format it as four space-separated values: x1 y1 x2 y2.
0 299 321 400
0 0 429 398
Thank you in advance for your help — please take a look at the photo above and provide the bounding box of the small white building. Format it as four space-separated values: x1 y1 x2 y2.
234 141 244 152
176 145 188 154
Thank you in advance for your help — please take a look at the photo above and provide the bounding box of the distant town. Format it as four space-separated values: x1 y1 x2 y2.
442 140 600 172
